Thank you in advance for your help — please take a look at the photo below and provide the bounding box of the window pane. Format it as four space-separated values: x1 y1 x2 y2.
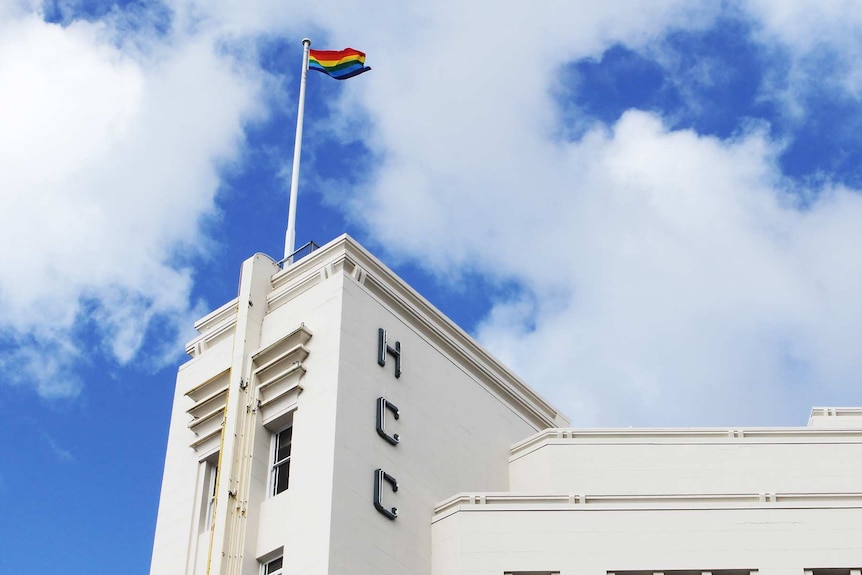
209 466 218 497
265 557 283 574
274 460 290 494
276 427 292 462
271 426 293 496
203 461 218 532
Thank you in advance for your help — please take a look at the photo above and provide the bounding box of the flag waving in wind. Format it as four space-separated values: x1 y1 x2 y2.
284 39 371 265
308 48 372 80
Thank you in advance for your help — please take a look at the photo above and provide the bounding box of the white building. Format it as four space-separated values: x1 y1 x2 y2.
150 235 862 575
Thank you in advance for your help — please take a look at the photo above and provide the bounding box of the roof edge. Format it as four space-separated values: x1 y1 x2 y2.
269 234 570 430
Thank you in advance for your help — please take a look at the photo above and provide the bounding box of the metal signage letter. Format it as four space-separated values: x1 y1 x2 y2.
373 468 398 520
376 397 400 445
377 328 402 378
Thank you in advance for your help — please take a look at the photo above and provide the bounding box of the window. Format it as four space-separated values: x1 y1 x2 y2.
199 455 219 533
271 426 292 496
805 569 862 575
204 461 218 530
609 570 755 575
263 556 282 575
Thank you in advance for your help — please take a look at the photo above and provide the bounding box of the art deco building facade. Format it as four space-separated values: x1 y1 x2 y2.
150 236 862 575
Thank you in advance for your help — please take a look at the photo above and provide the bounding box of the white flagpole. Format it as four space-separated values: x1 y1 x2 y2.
284 38 311 264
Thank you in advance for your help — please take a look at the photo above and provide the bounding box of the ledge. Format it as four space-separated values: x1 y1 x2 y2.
185 299 239 358
511 426 862 461
185 369 230 404
252 324 312 427
809 407 862 427
188 410 223 454
186 370 230 452
432 491 862 522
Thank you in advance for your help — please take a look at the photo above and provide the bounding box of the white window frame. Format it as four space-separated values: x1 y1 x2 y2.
204 460 218 531
270 425 293 496
262 556 283 575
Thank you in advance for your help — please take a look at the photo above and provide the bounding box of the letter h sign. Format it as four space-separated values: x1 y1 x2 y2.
377 328 401 378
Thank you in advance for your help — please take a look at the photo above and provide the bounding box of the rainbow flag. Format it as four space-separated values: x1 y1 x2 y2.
308 48 371 80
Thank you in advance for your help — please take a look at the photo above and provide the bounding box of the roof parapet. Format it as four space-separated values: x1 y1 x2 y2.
809 407 862 428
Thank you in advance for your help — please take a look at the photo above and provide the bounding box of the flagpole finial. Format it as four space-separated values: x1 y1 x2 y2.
302 38 311 46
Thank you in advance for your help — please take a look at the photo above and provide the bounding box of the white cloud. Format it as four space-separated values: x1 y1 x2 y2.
472 113 862 426
5 0 862 430
323 4 862 426
742 0 862 113
366 92 862 427
0 10 266 397
745 0 862 56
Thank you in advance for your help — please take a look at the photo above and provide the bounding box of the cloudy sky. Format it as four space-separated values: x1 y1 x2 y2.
3 0 862 572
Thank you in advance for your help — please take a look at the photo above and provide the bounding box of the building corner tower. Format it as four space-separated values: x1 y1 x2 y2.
149 235 568 575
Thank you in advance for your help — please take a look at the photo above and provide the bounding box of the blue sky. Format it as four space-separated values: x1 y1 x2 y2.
3 1 862 573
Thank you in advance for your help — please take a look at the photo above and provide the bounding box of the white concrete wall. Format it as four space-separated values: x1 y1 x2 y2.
447 417 862 575
150 325 234 575
325 272 542 575
431 504 862 575
250 266 347 574
808 408 862 428
509 436 862 494
151 252 348 575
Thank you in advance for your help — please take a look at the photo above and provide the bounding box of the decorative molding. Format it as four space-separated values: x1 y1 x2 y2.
267 235 568 430
267 270 323 313
809 407 862 428
188 412 223 455
252 324 312 427
186 235 567 436
185 299 239 358
811 407 862 417
186 370 230 452
510 426 862 461
356 261 561 430
432 491 862 522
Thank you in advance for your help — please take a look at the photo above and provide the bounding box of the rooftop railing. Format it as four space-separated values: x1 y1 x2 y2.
278 240 319 267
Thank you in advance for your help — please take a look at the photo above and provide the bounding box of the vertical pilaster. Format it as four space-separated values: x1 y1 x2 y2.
207 254 280 575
